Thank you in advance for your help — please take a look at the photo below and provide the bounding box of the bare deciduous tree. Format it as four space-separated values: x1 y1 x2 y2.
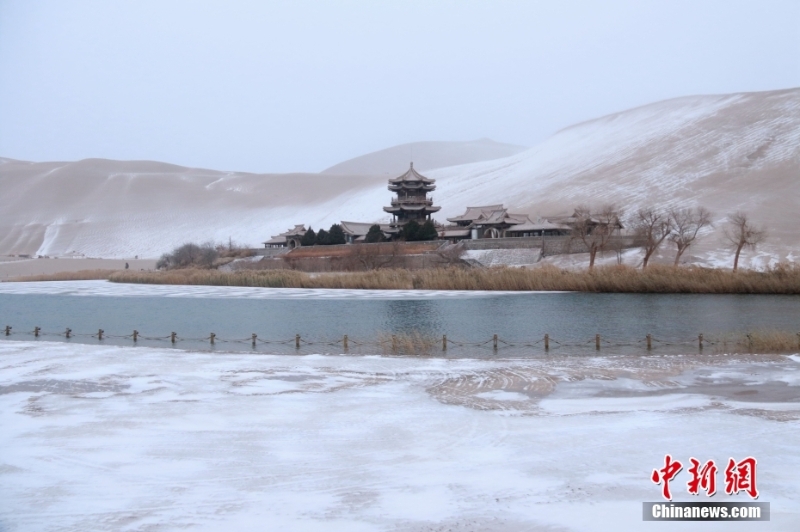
725 212 766 272
156 241 218 270
434 242 467 267
632 207 672 268
668 207 711 266
570 205 623 269
345 241 402 270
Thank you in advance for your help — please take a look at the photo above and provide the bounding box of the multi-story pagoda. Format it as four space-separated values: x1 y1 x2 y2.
383 162 441 226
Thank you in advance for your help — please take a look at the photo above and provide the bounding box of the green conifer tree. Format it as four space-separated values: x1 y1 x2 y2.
316 228 330 245
402 220 421 241
365 224 385 243
418 220 438 241
328 224 346 245
301 228 316 246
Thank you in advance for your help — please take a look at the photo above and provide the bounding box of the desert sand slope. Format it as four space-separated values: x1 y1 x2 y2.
1 88 797 264
321 138 527 175
424 88 800 268
0 158 385 257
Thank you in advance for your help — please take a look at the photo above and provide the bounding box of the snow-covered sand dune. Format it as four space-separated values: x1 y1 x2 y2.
321 138 527 175
1 341 799 530
1 89 797 265
426 88 800 269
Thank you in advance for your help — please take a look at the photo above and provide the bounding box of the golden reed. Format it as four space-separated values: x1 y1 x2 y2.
100 264 800 294
10 269 118 282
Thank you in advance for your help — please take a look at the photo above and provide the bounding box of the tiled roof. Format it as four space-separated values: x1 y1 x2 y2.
263 224 307 243
340 221 393 236
447 205 505 223
506 219 568 232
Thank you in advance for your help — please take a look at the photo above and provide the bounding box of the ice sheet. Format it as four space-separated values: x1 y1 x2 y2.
0 280 556 300
1 341 799 531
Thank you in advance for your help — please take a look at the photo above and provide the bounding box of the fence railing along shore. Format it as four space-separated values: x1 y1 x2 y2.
4 325 798 355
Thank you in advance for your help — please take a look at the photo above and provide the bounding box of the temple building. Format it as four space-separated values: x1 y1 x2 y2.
440 205 570 240
383 163 441 228
262 166 579 247
263 224 307 248
340 221 393 243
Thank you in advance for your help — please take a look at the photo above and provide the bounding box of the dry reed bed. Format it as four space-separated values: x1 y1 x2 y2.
10 269 117 282
382 330 800 355
107 264 800 294
716 330 800 353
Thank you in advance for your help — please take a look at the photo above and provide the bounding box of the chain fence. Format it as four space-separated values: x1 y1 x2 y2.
3 324 797 356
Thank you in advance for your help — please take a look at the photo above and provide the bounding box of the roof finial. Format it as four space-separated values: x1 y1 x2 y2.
410 161 413 169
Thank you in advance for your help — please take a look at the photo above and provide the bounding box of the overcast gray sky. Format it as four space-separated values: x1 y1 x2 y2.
1 0 798 173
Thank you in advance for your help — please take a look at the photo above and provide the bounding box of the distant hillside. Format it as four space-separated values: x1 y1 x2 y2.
1 88 797 267
321 139 527 175
0 158 384 258
426 88 800 268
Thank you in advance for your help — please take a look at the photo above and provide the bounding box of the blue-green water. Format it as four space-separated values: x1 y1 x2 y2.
2 287 799 355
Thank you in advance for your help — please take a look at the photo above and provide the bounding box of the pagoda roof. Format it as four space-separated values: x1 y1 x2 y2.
387 162 436 185
384 205 441 213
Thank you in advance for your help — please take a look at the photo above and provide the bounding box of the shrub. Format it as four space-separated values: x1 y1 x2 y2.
156 242 218 270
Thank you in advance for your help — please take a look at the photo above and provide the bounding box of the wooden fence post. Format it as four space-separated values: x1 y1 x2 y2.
210 333 215 345
544 334 549 351
295 334 300 349
65 328 71 339
698 334 703 351
343 334 348 351
595 334 601 350
252 334 257 348
493 334 498 350
34 326 40 338
98 329 104 340
442 335 447 351
133 330 138 342
646 334 652 350
4 325 10 336
171 332 176 344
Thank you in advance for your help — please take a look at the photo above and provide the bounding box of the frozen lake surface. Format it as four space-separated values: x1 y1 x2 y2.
1 341 799 531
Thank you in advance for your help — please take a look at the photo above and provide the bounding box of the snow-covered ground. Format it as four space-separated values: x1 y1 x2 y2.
0 279 541 299
2 341 799 531
1 88 797 265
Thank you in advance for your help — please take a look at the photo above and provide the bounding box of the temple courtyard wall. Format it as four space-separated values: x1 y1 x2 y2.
235 236 638 272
